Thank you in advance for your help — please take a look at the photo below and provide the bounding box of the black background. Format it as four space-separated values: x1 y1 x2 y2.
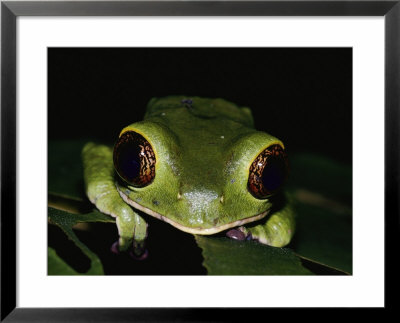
48 48 352 164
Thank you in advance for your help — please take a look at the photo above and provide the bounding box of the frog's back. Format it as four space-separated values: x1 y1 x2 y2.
144 95 254 129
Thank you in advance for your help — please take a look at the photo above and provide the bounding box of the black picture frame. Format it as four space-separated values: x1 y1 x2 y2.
1 0 398 320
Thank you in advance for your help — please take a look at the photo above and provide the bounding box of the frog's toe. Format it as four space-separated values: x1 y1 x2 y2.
226 227 253 241
110 241 120 255
226 228 246 241
127 239 148 260
129 248 149 261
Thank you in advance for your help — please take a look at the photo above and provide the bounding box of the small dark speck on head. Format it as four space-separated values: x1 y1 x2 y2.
153 200 160 206
230 179 236 184
181 98 193 104
181 98 193 108
125 189 131 195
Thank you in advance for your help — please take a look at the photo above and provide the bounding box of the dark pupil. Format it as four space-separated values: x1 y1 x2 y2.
261 156 286 192
116 140 141 182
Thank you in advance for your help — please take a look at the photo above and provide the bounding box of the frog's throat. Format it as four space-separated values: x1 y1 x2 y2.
117 188 268 235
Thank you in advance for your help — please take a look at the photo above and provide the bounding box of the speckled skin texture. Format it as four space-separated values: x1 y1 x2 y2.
82 96 295 251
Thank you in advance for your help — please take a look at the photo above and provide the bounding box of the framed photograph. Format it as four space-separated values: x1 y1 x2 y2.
1 0 397 320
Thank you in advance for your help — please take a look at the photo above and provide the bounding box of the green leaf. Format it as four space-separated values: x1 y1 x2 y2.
286 154 352 274
48 247 78 275
49 206 115 225
48 206 115 275
195 236 313 275
290 202 352 274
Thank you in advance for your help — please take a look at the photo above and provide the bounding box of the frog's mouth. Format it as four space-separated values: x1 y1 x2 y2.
117 187 269 235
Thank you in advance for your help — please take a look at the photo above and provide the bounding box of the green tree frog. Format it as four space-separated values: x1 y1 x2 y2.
82 96 295 259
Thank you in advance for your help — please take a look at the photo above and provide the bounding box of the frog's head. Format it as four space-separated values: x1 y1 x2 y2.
113 112 288 235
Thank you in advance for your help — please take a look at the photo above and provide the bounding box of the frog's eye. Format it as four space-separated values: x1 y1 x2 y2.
248 144 288 199
113 131 156 187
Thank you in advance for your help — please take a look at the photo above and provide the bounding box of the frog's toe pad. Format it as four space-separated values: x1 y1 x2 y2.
226 228 253 241
110 241 120 255
226 229 246 241
129 248 149 261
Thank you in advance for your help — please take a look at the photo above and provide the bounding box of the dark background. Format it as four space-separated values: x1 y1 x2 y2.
48 48 352 164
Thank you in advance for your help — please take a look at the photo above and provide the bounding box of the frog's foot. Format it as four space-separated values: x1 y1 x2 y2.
110 207 149 259
226 227 252 241
238 198 296 247
110 239 149 260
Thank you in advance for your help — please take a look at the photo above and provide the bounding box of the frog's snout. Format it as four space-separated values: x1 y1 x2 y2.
181 188 220 210
179 188 222 226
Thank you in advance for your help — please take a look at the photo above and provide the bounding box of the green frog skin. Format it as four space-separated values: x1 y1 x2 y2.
82 96 295 258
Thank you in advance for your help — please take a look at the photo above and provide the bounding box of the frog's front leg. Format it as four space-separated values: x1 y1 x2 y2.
227 194 295 248
82 143 148 257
